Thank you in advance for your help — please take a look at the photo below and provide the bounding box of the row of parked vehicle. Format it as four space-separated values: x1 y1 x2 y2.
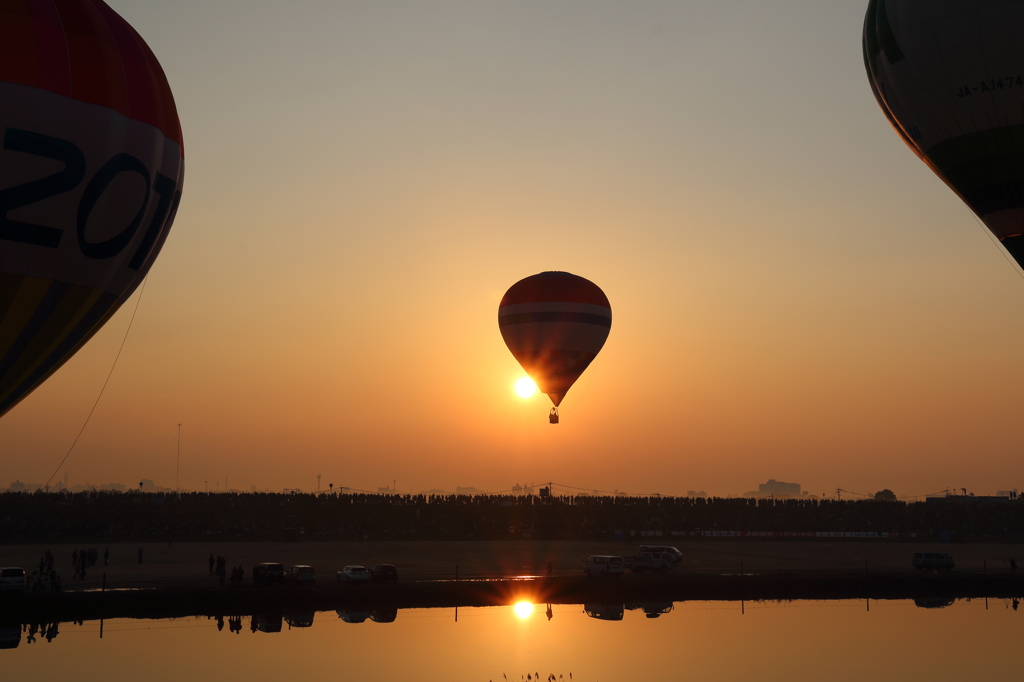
582 548 959 576
250 563 399 585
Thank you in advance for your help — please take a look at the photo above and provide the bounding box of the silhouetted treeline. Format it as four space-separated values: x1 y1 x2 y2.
1 491 1022 544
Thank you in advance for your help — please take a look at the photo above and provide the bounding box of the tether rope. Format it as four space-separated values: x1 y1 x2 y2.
43 277 148 490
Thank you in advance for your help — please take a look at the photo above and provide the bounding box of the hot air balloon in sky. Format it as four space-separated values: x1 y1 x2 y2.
498 272 611 424
0 0 183 418
864 0 1024 266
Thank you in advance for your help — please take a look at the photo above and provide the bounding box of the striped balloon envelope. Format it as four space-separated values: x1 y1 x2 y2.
863 0 1024 265
498 272 612 418
0 0 183 417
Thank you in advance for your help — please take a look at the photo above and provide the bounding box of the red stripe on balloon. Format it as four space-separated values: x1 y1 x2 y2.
499 272 610 308
29 0 71 96
0 0 183 151
0 2 39 88
93 1 160 139
54 0 128 115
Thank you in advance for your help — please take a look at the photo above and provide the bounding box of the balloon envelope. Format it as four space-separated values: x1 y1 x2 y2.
498 272 611 407
0 0 183 417
863 0 1024 265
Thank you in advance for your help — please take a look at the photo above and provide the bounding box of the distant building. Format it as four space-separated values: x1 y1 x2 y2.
745 479 806 499
99 483 126 492
511 483 535 496
420 488 450 496
687 490 708 498
139 479 173 493
455 486 484 496
377 485 396 494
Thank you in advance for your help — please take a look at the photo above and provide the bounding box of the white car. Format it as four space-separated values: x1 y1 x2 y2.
337 565 371 582
285 565 316 586
583 555 625 577
0 568 27 593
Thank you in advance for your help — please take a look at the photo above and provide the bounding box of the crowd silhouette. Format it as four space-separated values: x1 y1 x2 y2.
2 490 1023 543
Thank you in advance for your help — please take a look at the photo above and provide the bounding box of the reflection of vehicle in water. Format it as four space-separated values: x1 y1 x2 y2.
912 552 954 571
583 556 624 577
252 614 283 633
584 604 624 621
284 613 315 628
337 609 373 623
626 602 674 618
0 626 21 649
370 608 398 623
914 598 956 609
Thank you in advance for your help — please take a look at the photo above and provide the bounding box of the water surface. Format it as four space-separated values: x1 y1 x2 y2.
4 598 1021 681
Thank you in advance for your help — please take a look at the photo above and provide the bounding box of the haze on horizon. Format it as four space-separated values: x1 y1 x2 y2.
2 0 1023 499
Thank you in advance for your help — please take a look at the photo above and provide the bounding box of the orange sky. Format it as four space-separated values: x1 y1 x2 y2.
3 0 1024 497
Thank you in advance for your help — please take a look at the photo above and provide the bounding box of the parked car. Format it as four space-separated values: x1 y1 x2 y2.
253 563 285 585
337 565 371 582
370 564 398 583
0 567 27 593
625 552 674 574
912 551 954 571
639 545 683 564
583 555 625 577
285 565 316 586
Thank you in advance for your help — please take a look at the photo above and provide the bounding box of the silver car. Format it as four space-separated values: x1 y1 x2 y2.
285 565 316 586
337 565 371 582
0 568 27 594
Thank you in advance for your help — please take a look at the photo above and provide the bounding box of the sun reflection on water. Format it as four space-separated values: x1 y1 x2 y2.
514 602 534 619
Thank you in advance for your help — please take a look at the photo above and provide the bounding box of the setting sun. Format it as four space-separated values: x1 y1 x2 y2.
513 601 534 619
514 377 538 398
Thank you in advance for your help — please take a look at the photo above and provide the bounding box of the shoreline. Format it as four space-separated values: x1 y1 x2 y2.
3 572 1022 624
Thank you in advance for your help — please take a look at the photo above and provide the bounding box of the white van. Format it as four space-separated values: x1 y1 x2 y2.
584 555 625 577
0 568 27 593
639 545 682 564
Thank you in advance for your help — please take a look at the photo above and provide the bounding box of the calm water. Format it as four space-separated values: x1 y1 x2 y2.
3 599 1022 681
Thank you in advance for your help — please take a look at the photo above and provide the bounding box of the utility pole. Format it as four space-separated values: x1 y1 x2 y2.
176 423 181 492
317 474 321 492
836 487 842 501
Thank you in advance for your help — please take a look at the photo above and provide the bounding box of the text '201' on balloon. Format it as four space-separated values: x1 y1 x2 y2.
864 0 1024 266
498 272 611 424
0 0 184 418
